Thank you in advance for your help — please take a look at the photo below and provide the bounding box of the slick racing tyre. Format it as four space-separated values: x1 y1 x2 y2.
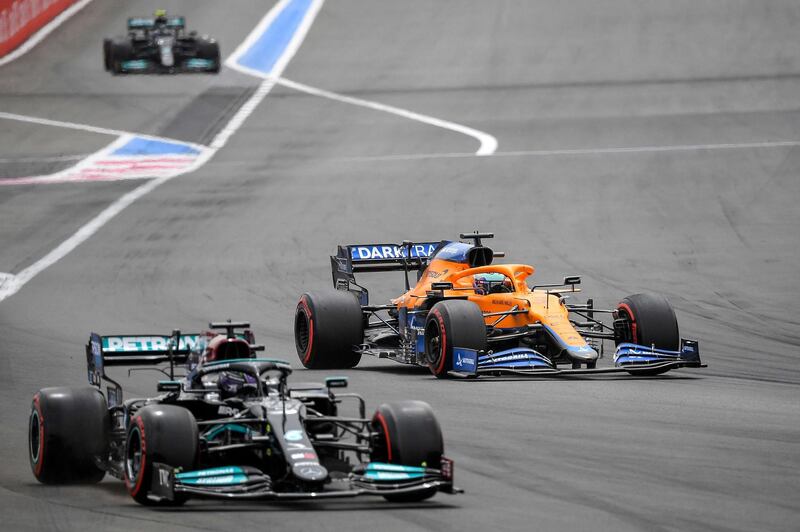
295 291 363 369
616 293 680 376
29 387 108 484
371 401 444 502
196 38 220 72
110 39 134 74
125 405 198 506
103 38 113 71
425 299 486 378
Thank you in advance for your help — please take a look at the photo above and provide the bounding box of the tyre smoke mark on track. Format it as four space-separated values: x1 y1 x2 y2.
157 86 257 146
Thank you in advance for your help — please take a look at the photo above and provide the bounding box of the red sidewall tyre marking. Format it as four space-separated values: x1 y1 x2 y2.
374 412 393 462
298 297 314 365
432 310 448 375
31 394 45 477
618 303 638 343
126 416 147 497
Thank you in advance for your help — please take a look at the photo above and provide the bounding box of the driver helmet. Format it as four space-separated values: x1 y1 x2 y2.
473 272 512 295
153 9 168 25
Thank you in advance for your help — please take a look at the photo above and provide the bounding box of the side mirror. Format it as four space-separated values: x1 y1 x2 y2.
157 380 181 393
430 282 453 291
325 376 348 389
563 276 581 286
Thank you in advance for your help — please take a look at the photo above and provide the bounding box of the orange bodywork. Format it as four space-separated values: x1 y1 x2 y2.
391 259 588 348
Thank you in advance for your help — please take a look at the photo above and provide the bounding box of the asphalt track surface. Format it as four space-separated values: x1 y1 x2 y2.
1 1 799 530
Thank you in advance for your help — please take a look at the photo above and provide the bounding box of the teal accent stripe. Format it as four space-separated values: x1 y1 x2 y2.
176 466 245 480
366 462 426 473
179 474 249 486
203 423 251 440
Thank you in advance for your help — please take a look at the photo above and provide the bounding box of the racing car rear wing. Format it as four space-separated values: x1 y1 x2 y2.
331 241 444 304
86 327 252 405
127 17 185 30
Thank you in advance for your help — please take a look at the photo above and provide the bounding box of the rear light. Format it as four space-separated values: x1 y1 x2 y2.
440 456 454 481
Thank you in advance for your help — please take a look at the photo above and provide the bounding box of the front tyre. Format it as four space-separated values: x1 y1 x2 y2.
616 293 680 376
102 38 113 70
110 40 133 74
196 39 220 73
29 387 108 484
125 405 198 506
425 300 486 378
371 401 444 502
295 291 363 369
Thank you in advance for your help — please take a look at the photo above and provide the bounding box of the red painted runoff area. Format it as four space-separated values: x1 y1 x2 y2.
0 0 76 57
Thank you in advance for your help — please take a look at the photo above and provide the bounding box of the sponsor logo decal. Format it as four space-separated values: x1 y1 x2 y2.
453 348 477 371
284 429 304 441
350 243 438 261
217 405 236 416
427 269 448 279
102 335 201 352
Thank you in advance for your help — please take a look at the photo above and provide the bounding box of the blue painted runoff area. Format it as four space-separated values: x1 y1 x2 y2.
112 137 201 156
237 0 314 75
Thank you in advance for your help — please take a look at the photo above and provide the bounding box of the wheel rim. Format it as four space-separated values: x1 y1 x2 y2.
126 426 143 483
295 310 310 354
29 409 41 464
616 305 637 344
425 320 442 366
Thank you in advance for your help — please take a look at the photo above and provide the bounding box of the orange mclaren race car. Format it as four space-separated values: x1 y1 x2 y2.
294 233 703 379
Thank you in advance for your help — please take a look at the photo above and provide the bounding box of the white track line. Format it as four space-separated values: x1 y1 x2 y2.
274 77 498 156
0 111 207 152
332 139 800 162
0 0 95 67
213 0 325 149
0 0 321 303
0 175 167 301
0 154 86 163
224 0 496 157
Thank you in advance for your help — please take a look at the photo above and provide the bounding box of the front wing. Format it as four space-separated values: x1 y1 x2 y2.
448 339 704 378
149 460 460 503
117 57 218 73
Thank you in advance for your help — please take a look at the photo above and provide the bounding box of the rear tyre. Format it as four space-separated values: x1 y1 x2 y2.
125 405 198 506
295 291 363 369
371 401 444 502
29 387 108 484
616 293 680 376
425 300 486 378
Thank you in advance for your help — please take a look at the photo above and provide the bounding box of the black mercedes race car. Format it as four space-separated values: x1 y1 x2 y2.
103 11 220 74
29 322 458 505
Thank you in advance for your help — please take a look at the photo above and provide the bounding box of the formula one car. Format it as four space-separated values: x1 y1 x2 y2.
294 232 704 378
28 322 457 505
103 10 220 74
